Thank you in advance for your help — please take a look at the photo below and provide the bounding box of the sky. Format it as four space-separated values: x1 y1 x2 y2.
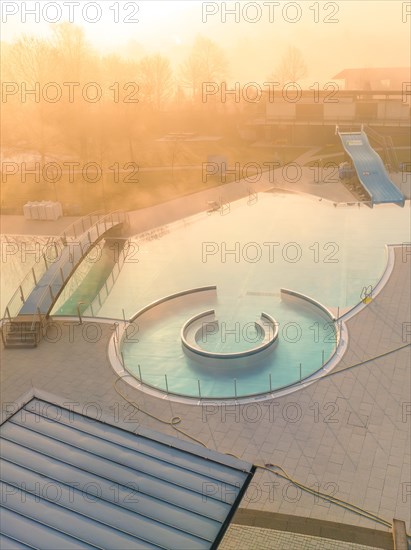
1 0 410 83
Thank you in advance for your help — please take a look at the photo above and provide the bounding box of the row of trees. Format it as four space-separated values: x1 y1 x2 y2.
1 23 307 164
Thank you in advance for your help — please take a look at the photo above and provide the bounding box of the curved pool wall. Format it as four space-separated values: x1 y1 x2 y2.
181 309 278 362
112 283 343 400
110 244 406 401
59 245 400 404
2 196 409 320
1 194 409 400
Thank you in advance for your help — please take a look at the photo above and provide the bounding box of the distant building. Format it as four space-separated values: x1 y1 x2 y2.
333 68 410 91
243 89 410 146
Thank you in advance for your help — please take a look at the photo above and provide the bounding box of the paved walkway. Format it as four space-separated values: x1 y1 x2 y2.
1 148 409 547
0 149 357 238
1 249 409 541
220 525 380 550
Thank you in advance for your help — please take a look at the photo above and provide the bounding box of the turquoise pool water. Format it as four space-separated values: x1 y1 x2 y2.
2 192 409 398
114 192 409 398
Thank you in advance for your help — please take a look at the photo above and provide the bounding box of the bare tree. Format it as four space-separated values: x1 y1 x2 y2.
138 54 174 111
51 22 93 81
270 46 307 84
180 35 228 100
3 34 56 163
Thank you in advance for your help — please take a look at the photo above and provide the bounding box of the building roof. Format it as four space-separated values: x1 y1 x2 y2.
0 397 254 549
333 67 410 79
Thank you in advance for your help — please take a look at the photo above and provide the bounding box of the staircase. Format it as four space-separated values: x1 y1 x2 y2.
1 318 43 348
385 135 400 172
364 125 400 172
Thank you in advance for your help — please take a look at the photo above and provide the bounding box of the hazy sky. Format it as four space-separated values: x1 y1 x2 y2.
2 0 410 83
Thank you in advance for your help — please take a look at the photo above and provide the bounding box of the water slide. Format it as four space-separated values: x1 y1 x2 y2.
337 129 405 206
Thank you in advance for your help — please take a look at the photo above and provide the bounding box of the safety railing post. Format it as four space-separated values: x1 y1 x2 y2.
32 267 37 285
77 301 84 325
19 285 24 302
198 379 201 399
138 364 143 384
165 374 169 394
36 307 44 338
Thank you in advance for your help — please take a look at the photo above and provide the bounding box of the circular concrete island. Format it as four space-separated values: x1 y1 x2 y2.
181 310 279 361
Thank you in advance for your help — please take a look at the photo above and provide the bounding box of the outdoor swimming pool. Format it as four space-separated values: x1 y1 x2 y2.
2 191 409 398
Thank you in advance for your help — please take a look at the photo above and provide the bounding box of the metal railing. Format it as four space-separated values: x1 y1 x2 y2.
364 125 401 172
82 238 131 318
116 345 337 399
3 210 129 338
32 211 128 320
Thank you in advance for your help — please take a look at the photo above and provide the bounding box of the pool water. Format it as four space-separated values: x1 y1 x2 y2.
2 192 409 398
113 192 409 398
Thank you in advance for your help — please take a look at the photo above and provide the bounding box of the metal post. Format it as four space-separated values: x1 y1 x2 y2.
49 286 54 300
6 307 11 322
105 280 109 294
337 306 340 320
98 293 102 307
122 308 126 326
138 364 142 383
37 307 44 337
19 285 24 302
322 349 325 366
165 374 169 394
76 301 84 324
43 253 48 269
90 303 95 317
269 373 272 392
73 224 76 239
120 351 125 367
88 231 91 244
234 379 237 398
32 267 37 285
60 268 65 284
299 363 302 382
